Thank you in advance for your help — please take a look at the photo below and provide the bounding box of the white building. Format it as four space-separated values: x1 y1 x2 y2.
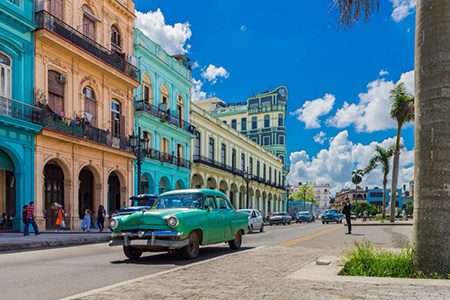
289 182 331 212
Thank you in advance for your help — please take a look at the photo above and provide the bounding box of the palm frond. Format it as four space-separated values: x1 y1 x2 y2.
390 82 415 124
333 0 379 28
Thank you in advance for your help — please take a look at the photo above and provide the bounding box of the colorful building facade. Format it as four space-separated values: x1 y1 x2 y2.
133 28 194 195
0 0 41 230
33 0 140 229
367 188 403 209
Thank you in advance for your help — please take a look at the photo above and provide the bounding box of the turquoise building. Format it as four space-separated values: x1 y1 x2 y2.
0 0 41 230
133 29 194 195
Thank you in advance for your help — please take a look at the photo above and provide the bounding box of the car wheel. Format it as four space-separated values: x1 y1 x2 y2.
181 231 200 259
123 246 142 260
229 230 242 250
322 221 325 224
249 225 253 234
260 223 264 232
288 221 291 225
269 223 272 226
326 222 329 224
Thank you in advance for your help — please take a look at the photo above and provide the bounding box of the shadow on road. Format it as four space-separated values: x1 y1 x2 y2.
110 246 254 266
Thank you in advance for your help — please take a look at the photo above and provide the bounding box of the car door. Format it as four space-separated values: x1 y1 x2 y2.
204 195 224 244
216 195 233 240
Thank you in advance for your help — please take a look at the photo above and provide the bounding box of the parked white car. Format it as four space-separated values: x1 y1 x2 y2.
238 209 264 233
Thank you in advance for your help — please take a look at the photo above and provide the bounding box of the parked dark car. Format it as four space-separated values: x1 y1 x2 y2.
321 209 343 224
268 212 292 225
295 211 315 223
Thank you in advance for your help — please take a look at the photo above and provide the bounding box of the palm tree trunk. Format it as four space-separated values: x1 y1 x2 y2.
382 176 387 219
389 146 400 222
413 0 450 275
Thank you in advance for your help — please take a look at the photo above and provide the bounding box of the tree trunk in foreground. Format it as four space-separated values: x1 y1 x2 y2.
389 147 400 222
413 0 450 276
382 176 387 219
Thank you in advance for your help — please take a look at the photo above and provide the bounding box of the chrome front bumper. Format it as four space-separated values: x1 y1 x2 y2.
109 230 188 248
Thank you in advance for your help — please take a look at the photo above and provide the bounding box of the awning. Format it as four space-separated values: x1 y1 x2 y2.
0 149 15 171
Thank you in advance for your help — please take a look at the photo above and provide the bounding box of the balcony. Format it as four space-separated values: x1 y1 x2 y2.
0 96 42 125
34 10 140 81
135 100 195 134
39 106 129 151
145 148 191 169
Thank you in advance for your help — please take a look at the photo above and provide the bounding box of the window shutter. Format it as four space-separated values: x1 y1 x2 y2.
119 115 125 136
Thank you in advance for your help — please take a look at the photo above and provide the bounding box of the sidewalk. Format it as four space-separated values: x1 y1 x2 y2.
0 230 110 252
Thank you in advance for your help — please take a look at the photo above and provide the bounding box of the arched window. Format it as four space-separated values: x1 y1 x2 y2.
142 73 152 104
160 84 169 111
264 115 270 128
111 25 121 54
83 86 96 126
48 70 65 115
82 5 95 41
111 99 122 135
0 52 12 98
177 94 184 120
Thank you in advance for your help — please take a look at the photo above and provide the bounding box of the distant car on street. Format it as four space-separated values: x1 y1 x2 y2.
321 209 343 224
268 212 292 225
351 212 356 220
112 194 158 217
238 209 264 233
295 211 315 223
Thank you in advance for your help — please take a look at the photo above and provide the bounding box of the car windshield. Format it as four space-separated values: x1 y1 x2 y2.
131 198 156 207
154 193 203 209
299 213 309 216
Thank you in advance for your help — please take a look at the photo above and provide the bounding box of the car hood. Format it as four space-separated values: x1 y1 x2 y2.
117 206 153 214
116 208 201 228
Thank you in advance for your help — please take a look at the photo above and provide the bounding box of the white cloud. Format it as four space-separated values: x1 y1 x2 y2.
287 131 414 196
191 78 206 101
326 70 414 133
191 61 199 70
313 131 327 144
201 64 229 84
290 94 335 129
390 0 416 22
240 25 246 31
379 69 389 76
135 9 192 55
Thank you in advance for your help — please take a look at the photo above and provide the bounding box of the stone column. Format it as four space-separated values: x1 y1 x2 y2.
66 179 75 230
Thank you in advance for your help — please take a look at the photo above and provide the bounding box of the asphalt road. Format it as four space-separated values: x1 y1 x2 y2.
1 222 412 300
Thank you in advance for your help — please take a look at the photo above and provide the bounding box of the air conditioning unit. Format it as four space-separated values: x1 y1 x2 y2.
56 75 67 83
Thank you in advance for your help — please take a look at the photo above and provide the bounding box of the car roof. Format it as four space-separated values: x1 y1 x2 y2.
160 189 227 197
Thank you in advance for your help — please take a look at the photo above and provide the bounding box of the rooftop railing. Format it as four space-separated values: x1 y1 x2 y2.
0 96 42 125
135 100 195 134
145 148 191 169
35 10 140 81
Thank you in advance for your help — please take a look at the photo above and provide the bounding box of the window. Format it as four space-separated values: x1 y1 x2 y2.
0 52 12 98
111 25 121 54
232 149 236 170
241 117 247 131
7 0 20 7
143 131 151 148
263 164 266 180
274 170 277 184
160 84 169 110
278 113 284 126
264 115 270 127
279 155 285 165
194 131 200 157
161 138 169 153
257 161 260 177
221 143 226 165
269 167 272 182
83 87 96 126
205 196 217 209
48 70 65 115
249 157 253 175
82 5 95 41
111 99 122 135
231 119 237 129
49 0 63 19
177 94 184 120
209 138 214 161
223 120 227 124
142 73 152 104
252 117 257 129
241 153 245 171
263 136 270 145
217 196 230 209
278 136 285 145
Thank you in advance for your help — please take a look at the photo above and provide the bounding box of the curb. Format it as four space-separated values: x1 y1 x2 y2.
0 236 110 252
351 222 413 226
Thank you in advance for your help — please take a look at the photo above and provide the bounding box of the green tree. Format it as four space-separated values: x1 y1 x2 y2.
333 0 450 276
388 83 414 223
290 185 317 211
363 145 395 219
351 169 364 216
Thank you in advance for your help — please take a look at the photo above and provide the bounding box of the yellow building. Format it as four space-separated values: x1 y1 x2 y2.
190 104 285 215
33 0 139 229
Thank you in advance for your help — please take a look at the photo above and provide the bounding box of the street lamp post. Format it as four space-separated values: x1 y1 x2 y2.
243 167 251 209
303 186 306 211
286 182 291 213
129 127 149 195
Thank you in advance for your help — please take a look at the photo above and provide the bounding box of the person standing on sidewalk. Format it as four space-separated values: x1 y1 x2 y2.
342 197 352 234
24 201 40 236
82 208 92 232
97 205 106 232
55 205 65 232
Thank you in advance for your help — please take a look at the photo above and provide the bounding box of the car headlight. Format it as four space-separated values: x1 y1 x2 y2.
110 217 118 229
167 216 179 228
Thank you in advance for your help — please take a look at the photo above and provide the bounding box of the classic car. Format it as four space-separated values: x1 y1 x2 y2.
295 211 315 223
238 209 264 233
109 189 249 259
112 194 158 217
321 209 343 224
268 212 292 225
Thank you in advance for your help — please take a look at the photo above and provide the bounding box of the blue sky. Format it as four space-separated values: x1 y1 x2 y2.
134 0 416 195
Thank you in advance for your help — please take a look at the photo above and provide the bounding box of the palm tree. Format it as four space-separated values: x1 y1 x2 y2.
363 145 395 219
333 0 450 276
388 83 414 222
351 169 364 217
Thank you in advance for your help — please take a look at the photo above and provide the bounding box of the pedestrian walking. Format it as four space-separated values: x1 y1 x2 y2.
55 204 65 232
363 210 368 222
81 208 92 232
21 205 28 235
24 201 40 236
342 197 352 234
97 204 106 232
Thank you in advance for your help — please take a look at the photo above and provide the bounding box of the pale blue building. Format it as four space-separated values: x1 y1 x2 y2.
367 188 403 209
0 0 42 230
133 29 194 195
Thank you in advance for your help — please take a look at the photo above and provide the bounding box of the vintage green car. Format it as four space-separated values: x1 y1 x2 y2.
109 189 249 259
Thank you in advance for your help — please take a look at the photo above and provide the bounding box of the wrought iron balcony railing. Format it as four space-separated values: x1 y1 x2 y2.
135 100 195 134
0 96 42 125
145 148 191 169
34 10 140 81
39 106 128 150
